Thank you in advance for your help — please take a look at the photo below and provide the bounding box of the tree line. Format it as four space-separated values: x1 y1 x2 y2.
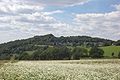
11 46 105 60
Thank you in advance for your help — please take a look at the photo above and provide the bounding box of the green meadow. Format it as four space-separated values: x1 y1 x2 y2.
100 46 120 57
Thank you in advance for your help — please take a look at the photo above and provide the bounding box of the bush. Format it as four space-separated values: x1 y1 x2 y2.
71 47 88 60
19 52 31 60
89 47 104 58
118 52 120 59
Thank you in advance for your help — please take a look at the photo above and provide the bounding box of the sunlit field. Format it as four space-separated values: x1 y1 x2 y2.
0 59 120 80
0 60 9 67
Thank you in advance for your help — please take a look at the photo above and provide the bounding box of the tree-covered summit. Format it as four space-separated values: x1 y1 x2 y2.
0 34 119 60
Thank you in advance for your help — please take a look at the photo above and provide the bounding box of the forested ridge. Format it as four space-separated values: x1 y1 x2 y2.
0 34 120 60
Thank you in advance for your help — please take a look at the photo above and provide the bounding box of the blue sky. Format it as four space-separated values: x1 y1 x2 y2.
44 0 120 23
0 0 120 43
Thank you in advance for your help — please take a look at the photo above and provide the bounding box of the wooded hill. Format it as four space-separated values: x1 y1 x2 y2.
0 34 120 60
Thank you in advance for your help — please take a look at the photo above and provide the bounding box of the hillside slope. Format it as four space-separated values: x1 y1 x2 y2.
0 34 118 59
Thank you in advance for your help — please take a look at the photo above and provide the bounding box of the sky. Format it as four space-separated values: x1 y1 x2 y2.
0 0 120 43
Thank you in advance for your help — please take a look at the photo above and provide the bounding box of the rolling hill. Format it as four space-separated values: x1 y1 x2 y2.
0 34 120 59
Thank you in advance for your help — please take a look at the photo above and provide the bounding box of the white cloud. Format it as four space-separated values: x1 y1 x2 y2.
114 4 120 10
20 0 89 6
73 4 120 40
0 0 44 14
0 0 70 43
65 0 90 7
0 0 120 43
0 0 62 31
43 10 64 15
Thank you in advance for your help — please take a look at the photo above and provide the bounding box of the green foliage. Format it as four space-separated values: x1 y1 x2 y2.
89 47 104 58
112 52 114 57
118 52 120 59
114 40 120 46
71 47 88 60
32 46 71 60
31 50 43 60
19 52 31 60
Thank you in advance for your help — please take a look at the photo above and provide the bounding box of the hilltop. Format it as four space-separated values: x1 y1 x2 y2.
0 34 120 60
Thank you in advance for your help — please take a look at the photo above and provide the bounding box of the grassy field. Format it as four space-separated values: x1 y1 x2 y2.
100 46 120 57
0 59 120 80
69 46 120 58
